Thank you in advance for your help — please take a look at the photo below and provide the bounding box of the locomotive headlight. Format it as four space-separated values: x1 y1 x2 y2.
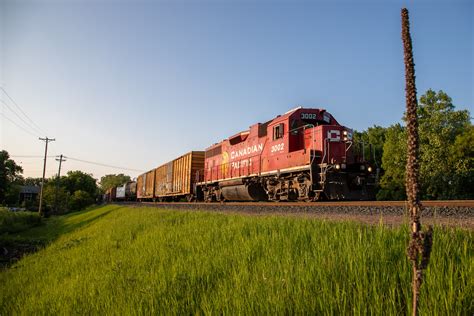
368 166 373 173
335 164 341 170
343 130 348 136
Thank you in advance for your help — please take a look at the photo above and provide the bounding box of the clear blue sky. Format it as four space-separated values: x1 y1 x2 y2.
0 0 472 180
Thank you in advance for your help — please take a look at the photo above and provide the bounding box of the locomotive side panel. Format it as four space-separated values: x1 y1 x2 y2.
203 108 316 184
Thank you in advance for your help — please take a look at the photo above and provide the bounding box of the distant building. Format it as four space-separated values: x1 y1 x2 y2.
19 186 40 203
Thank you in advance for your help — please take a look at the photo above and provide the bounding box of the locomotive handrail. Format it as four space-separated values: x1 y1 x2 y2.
289 123 313 135
321 137 328 166
345 140 353 153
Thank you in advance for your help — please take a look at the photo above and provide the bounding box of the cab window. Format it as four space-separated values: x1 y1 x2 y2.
273 123 284 140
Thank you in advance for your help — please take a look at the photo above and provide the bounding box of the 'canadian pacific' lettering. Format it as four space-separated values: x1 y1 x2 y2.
230 143 264 160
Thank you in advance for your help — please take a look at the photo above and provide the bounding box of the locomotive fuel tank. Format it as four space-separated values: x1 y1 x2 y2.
219 179 267 201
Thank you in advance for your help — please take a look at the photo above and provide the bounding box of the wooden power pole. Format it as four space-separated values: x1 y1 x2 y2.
401 8 433 316
54 154 66 213
38 137 55 216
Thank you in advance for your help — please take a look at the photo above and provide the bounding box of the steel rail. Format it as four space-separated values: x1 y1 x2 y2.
135 200 474 208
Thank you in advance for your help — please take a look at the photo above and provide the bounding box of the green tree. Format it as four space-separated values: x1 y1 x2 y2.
37 171 99 214
446 125 474 199
69 190 94 211
0 150 23 205
20 177 44 186
377 124 407 200
379 89 471 200
62 171 98 197
99 174 131 191
42 184 71 214
417 89 470 199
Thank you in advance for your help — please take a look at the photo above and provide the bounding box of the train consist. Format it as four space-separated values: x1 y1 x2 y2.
104 181 137 202
106 107 376 202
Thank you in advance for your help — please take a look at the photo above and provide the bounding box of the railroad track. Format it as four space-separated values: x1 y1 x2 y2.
122 200 474 229
137 200 474 208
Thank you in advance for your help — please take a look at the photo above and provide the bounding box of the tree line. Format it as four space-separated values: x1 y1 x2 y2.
0 153 130 213
355 89 472 200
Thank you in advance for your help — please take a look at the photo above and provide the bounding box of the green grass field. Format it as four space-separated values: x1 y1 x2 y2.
0 205 472 314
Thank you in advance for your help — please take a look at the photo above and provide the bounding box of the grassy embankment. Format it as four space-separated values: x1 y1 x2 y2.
0 208 43 265
0 205 472 314
0 208 42 234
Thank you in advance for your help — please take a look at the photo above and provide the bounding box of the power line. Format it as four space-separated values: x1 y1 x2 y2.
11 155 55 158
0 112 39 137
10 154 144 173
0 99 43 136
65 156 145 172
0 87 46 135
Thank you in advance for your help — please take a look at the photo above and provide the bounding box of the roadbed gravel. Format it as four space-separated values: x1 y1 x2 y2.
131 203 474 229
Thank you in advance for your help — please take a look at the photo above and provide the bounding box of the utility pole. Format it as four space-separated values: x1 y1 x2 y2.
54 154 66 213
38 137 55 216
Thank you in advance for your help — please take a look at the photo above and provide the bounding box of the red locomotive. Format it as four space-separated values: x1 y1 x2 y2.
195 107 376 201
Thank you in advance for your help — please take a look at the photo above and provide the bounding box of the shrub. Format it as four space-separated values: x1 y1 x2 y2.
0 208 41 234
69 190 94 211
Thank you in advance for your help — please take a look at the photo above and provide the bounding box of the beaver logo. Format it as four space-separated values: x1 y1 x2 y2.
221 151 229 176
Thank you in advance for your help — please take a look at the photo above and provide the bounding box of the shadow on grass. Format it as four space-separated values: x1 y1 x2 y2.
1 205 122 267
45 206 121 238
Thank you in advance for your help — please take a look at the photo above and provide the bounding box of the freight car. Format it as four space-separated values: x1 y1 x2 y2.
195 107 376 201
104 187 117 203
115 181 137 201
137 151 205 202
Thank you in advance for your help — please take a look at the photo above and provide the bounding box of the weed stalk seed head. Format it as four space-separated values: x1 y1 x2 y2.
401 8 434 316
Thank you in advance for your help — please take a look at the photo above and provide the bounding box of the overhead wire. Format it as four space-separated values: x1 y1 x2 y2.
0 86 47 135
10 155 55 159
64 156 145 173
1 112 39 137
0 99 42 136
1 88 143 175
11 154 144 175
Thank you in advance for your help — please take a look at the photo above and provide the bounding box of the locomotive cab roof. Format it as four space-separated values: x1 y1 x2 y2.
204 107 341 151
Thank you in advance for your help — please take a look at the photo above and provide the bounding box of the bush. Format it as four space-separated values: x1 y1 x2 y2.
69 191 94 211
21 200 39 212
0 208 42 234
42 185 71 215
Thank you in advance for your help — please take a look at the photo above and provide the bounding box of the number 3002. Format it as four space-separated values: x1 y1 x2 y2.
301 113 316 120
271 143 284 153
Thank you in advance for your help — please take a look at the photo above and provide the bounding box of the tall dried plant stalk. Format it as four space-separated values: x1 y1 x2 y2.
401 8 433 316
